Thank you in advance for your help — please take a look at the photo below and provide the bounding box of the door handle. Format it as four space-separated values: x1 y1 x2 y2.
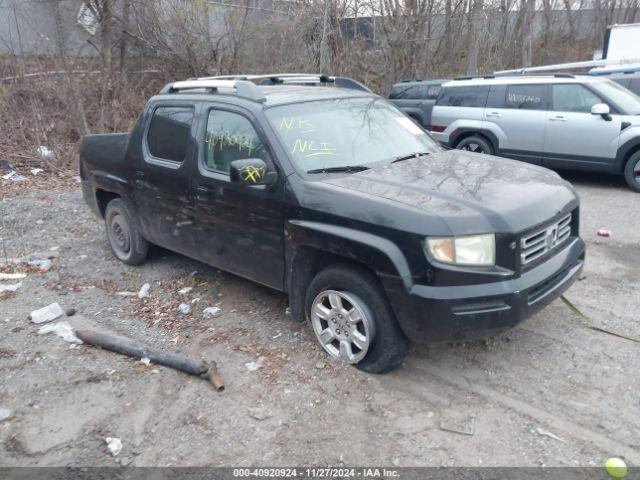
549 115 567 122
485 112 501 118
195 185 215 201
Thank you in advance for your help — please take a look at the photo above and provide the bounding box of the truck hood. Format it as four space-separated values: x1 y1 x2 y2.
320 150 579 234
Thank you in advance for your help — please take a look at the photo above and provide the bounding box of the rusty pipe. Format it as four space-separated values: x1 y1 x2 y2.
76 330 224 391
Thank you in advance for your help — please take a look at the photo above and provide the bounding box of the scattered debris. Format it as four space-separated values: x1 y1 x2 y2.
31 259 52 272
30 302 65 324
439 408 475 436
248 406 272 421
140 357 151 366
38 321 83 344
202 306 221 317
65 308 77 317
37 146 54 158
0 282 22 294
0 272 26 281
245 357 264 372
178 303 191 315
178 286 193 295
115 291 137 297
138 283 151 298
597 229 612 237
535 427 565 442
1 171 27 181
105 437 122 457
30 168 44 176
0 408 11 423
314 361 326 369
76 330 224 391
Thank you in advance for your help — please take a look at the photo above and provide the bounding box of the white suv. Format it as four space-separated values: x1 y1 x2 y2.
429 74 640 191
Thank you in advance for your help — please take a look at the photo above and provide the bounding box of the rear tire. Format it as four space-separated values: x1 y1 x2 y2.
305 264 409 374
624 151 640 192
105 198 149 266
456 135 493 155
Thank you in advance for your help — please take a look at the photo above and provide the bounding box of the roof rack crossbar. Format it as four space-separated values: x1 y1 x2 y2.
161 79 266 102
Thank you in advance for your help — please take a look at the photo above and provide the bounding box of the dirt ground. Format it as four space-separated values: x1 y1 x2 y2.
0 170 639 468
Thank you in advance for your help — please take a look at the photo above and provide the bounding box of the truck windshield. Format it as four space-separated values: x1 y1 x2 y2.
265 97 441 172
592 79 640 115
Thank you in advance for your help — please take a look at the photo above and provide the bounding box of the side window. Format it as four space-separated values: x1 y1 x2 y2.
629 78 640 96
551 84 603 113
424 84 442 99
505 84 547 110
486 84 507 108
436 86 487 107
147 106 194 163
204 110 271 174
390 85 418 99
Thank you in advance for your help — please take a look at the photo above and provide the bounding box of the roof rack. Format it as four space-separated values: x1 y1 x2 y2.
199 73 372 92
453 75 495 81
160 79 266 102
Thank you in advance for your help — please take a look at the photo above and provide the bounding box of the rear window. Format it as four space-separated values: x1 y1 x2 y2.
504 84 547 110
390 83 441 100
147 106 194 163
436 86 489 107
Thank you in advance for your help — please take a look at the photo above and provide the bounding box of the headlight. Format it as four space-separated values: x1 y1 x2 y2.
425 234 495 266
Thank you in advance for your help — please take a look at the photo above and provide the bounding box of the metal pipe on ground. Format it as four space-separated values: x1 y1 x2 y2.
76 330 224 391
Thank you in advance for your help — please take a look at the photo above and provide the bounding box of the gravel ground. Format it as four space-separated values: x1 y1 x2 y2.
0 170 638 467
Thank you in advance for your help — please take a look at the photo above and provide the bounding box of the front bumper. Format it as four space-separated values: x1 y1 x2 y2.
389 237 585 344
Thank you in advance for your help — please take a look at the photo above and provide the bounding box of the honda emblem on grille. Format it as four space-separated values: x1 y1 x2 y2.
545 226 559 249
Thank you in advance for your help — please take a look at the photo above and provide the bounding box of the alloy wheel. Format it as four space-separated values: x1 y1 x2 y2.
310 290 374 364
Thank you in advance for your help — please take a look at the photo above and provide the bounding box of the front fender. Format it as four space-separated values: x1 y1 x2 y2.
285 219 414 322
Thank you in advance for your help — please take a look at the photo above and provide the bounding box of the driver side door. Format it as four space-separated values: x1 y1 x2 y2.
192 105 285 290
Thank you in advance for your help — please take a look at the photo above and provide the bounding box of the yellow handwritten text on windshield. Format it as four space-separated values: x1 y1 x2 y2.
291 139 336 157
280 117 315 133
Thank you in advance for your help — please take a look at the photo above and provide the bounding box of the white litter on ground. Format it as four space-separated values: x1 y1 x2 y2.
202 306 221 317
138 283 151 298
178 287 193 295
105 437 122 456
0 272 26 280
0 282 22 293
30 302 65 324
30 168 44 175
178 303 191 315
37 146 54 158
0 408 11 423
140 357 151 366
245 357 264 371
38 321 83 344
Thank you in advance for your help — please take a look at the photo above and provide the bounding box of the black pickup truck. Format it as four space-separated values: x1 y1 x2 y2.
80 74 585 373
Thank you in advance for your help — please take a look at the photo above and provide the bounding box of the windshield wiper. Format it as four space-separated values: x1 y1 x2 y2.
391 151 431 164
307 165 371 174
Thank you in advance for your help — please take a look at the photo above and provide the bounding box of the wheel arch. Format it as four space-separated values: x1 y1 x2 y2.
285 221 412 322
615 137 640 174
450 128 498 153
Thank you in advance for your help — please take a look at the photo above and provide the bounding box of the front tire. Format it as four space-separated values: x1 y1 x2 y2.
305 265 409 374
105 198 149 265
456 135 493 155
624 151 640 192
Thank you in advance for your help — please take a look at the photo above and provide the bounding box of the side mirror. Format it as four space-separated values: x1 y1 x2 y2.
230 159 277 187
591 103 611 120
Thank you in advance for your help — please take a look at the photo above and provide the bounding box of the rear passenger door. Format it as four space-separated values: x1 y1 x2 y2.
431 85 488 140
191 105 285 290
136 103 199 255
543 83 621 169
484 84 547 165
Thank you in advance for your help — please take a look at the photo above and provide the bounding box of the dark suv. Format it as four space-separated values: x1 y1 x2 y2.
80 74 585 373
388 79 449 128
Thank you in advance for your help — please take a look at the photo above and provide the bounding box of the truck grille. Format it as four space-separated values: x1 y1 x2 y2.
521 213 572 266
